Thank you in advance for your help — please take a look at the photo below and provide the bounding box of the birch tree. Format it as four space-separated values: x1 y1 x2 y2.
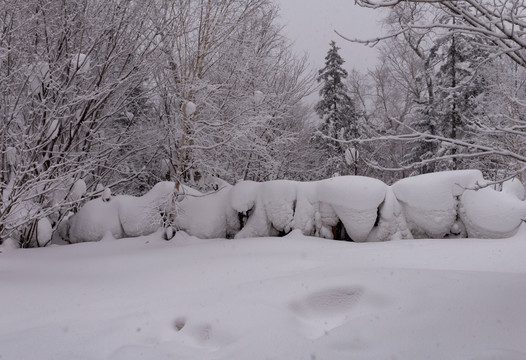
154 0 314 186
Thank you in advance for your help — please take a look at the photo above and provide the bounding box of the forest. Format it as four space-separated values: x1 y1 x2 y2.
2 0 526 246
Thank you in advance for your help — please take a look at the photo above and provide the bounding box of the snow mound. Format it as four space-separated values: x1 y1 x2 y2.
501 178 526 201
37 217 53 246
260 180 297 234
67 198 123 243
67 182 178 243
316 176 387 242
366 187 412 242
175 186 239 239
65 171 526 243
392 170 484 238
460 187 526 238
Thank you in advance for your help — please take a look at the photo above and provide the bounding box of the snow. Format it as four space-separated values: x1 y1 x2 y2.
36 217 53 246
183 101 197 116
67 198 123 243
65 181 177 243
317 176 386 242
69 179 87 202
2 229 526 359
27 61 50 94
392 170 484 238
59 171 526 244
175 186 239 239
501 177 526 200
102 187 112 202
253 90 264 104
460 187 526 238
71 53 90 74
45 119 60 140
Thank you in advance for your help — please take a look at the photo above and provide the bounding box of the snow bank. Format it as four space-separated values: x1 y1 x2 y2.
65 171 526 244
3 229 526 360
230 177 387 241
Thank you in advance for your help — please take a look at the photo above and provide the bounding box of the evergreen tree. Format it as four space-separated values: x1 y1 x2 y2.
314 41 359 176
411 27 489 173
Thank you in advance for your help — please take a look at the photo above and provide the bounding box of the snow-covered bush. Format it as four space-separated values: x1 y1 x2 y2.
231 177 389 241
61 182 180 243
391 170 484 238
228 171 525 241
174 185 240 239
49 171 526 245
459 187 526 238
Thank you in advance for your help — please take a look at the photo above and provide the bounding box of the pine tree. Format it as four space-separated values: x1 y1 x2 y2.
314 41 359 176
411 26 489 173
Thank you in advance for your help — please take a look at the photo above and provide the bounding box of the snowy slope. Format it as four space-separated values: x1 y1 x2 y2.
1 229 526 360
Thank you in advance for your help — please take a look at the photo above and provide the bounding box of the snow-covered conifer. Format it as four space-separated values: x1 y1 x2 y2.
314 41 360 176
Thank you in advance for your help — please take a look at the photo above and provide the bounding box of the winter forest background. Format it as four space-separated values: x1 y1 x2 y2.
3 0 526 247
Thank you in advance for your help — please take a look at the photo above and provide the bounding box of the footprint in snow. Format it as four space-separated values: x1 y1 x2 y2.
290 286 364 339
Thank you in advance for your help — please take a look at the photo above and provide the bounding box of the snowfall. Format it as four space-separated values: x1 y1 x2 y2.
2 170 526 359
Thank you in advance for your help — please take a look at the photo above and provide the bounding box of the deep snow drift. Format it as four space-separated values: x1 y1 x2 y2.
1 228 526 360
60 170 526 244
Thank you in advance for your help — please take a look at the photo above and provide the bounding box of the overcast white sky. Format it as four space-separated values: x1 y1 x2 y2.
276 0 384 74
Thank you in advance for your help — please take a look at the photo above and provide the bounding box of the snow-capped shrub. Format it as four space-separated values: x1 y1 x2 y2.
175 186 240 239
64 181 179 243
66 198 123 243
459 187 526 238
501 178 526 201
260 180 298 234
231 177 388 241
36 217 53 247
229 180 259 214
316 176 387 242
58 171 526 245
392 170 484 238
366 187 412 242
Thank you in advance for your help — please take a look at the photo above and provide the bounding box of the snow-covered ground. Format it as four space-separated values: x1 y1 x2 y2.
2 227 526 360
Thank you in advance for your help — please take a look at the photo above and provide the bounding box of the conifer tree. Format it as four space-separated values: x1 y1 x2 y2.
314 41 359 176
